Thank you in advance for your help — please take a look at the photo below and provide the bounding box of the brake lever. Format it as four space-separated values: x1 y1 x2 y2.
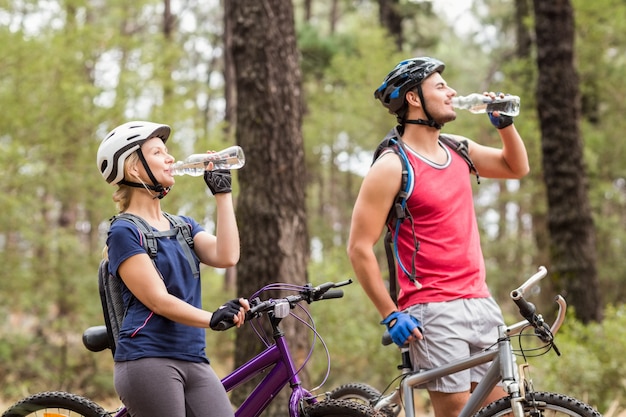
309 279 353 302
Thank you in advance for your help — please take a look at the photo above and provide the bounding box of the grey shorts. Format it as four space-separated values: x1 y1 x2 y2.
115 358 234 417
406 297 504 393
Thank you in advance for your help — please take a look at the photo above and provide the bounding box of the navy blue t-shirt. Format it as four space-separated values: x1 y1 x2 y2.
106 214 208 363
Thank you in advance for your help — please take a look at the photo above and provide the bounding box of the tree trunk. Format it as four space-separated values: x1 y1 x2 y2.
514 0 532 58
225 0 310 414
378 0 403 51
533 0 602 323
223 0 237 138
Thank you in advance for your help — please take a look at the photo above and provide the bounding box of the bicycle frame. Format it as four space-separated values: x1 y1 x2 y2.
223 327 315 417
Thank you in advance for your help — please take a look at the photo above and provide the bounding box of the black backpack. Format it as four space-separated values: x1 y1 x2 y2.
373 126 479 303
99 212 197 355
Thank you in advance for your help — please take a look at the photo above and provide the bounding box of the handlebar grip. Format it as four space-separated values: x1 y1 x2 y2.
212 319 236 331
513 296 537 321
512 296 552 343
320 289 344 300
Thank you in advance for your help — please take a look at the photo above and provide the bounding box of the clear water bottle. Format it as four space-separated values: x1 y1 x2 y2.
171 145 245 176
452 93 520 117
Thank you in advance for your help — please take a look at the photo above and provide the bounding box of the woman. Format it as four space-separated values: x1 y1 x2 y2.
96 121 248 417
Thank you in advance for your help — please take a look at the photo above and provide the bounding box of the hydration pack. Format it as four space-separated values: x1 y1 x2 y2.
373 126 479 303
98 212 196 355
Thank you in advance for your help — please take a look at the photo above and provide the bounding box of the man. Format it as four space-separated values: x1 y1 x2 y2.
347 57 529 417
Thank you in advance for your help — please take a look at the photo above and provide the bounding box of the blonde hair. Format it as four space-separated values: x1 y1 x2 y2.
112 152 140 212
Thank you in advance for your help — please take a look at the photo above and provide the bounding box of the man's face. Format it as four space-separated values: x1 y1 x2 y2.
416 73 458 124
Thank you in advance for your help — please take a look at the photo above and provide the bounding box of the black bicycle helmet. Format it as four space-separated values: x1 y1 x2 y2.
374 57 445 127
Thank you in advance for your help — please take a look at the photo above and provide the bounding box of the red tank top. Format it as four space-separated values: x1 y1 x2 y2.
393 141 490 309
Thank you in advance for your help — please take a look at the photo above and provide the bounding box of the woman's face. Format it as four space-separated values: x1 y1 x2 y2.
136 137 176 187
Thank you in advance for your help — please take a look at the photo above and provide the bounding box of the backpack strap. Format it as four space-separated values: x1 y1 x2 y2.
114 213 159 258
113 212 199 278
373 126 419 303
163 212 199 279
373 126 410 224
439 134 480 184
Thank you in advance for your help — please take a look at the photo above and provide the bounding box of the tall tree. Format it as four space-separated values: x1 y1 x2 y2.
225 0 310 414
378 0 402 50
533 0 602 322
514 0 533 57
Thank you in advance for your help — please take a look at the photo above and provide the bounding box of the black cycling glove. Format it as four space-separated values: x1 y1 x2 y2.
204 169 232 194
210 299 243 331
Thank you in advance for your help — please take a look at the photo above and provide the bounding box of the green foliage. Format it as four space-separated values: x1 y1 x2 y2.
301 21 404 252
530 305 626 413
302 247 399 392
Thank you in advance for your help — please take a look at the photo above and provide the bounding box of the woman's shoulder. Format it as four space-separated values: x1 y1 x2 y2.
107 215 152 249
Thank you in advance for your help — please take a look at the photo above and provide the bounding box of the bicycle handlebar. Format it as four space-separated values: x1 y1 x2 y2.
509 266 549 338
507 266 564 352
510 266 547 300
214 279 353 331
319 289 345 300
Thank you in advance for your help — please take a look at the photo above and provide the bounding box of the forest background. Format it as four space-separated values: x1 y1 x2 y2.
1 0 625 415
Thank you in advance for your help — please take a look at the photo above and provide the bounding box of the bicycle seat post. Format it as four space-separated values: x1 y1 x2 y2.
399 344 417 414
399 346 412 374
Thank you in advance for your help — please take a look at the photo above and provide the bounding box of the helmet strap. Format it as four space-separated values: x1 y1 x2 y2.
407 85 443 130
405 119 443 129
118 180 171 199
130 149 170 199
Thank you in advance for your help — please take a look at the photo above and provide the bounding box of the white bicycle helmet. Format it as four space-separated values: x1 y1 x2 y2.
97 121 171 185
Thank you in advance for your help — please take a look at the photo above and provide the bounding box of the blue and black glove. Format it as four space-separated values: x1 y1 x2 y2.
488 112 514 129
487 93 514 129
381 311 422 347
204 169 232 194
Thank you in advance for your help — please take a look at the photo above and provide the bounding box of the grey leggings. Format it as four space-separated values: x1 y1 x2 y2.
114 357 234 417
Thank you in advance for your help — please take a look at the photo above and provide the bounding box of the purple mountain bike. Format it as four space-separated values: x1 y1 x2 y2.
2 280 380 417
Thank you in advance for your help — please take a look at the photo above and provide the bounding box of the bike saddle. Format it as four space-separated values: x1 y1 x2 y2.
82 325 111 352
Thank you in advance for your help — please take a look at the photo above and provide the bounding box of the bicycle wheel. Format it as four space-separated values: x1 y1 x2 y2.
329 383 399 417
2 391 108 417
305 399 383 417
473 391 602 417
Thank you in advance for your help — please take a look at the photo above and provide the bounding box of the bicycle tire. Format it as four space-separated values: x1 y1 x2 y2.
473 391 602 417
329 383 399 417
304 399 383 417
1 391 108 417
